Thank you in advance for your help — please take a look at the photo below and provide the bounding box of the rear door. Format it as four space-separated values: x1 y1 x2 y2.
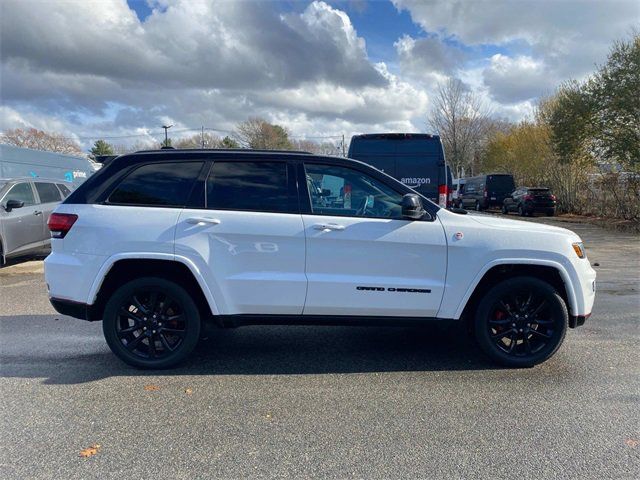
175 159 307 315
300 161 447 317
0 181 44 256
34 182 63 242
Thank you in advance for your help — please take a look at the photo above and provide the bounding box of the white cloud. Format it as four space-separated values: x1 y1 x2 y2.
482 54 556 103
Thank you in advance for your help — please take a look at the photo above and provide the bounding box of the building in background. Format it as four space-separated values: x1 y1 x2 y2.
0 145 99 187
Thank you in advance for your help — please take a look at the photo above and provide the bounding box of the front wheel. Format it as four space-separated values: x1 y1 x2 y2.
473 276 568 367
518 204 526 216
475 201 481 211
102 277 201 369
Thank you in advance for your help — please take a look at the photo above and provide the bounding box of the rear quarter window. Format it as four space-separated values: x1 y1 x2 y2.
35 182 62 203
108 161 204 207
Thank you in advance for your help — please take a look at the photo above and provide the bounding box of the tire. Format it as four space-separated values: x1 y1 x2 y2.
501 204 508 215
518 204 526 217
546 209 555 217
475 201 481 211
473 276 568 367
102 277 201 369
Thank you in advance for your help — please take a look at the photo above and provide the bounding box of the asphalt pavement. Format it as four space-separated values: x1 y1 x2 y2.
1 217 638 479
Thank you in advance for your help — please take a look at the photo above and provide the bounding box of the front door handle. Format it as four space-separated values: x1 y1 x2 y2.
34 211 42 216
186 217 221 225
313 223 345 231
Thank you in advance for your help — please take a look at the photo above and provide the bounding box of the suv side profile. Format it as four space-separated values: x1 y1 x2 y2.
503 187 557 217
45 150 596 369
0 177 72 266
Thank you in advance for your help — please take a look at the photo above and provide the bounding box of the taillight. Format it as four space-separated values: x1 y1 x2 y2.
550 194 557 201
438 184 448 208
523 194 533 201
48 213 78 239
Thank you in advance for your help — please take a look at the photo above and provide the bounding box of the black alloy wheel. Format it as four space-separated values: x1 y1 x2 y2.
103 277 201 368
473 277 568 367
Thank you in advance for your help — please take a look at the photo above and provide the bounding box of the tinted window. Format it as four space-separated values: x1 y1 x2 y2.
109 162 203 206
206 161 290 213
3 182 35 206
57 184 72 197
35 182 62 203
487 175 515 191
305 163 404 219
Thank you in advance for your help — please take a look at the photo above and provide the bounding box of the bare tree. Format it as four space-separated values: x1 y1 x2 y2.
1 128 83 155
174 132 221 149
291 139 340 156
427 79 491 177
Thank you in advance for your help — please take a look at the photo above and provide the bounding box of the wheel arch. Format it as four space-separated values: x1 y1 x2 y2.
88 254 220 321
456 260 577 321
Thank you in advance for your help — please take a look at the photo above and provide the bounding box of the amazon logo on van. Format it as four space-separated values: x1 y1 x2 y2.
401 177 431 187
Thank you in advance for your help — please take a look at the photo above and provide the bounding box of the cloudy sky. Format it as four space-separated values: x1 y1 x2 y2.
1 0 638 150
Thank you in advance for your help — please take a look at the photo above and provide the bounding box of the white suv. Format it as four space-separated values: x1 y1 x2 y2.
44 149 596 368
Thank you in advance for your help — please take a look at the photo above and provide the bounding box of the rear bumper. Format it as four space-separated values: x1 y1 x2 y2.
50 297 96 321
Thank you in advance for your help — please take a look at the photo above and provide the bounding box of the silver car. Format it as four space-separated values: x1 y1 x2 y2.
0 178 73 266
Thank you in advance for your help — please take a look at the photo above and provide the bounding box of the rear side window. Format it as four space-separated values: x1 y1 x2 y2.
109 162 203 207
35 182 62 203
56 184 72 197
206 161 291 213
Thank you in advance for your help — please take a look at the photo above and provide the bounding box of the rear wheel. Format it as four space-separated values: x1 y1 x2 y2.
518 204 526 216
546 209 555 217
473 276 568 367
501 204 508 215
102 277 201 369
475 201 481 211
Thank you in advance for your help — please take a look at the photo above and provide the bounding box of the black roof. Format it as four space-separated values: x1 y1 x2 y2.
134 148 313 155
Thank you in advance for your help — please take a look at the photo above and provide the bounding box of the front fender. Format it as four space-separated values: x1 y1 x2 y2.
445 258 579 320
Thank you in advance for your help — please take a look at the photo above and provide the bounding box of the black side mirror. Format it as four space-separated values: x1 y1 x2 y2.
4 199 24 212
401 193 425 220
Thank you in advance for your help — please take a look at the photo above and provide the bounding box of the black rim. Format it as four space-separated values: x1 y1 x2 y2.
115 289 187 360
487 289 557 357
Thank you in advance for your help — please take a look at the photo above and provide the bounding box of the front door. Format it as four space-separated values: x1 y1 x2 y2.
0 181 44 257
300 162 447 317
175 160 307 315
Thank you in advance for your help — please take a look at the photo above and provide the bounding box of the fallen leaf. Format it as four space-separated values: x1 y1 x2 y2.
144 385 160 391
625 438 639 448
185 388 193 395
79 444 101 457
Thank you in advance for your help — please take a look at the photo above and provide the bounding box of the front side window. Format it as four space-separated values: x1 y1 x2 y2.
35 182 62 203
2 182 35 206
304 163 403 219
206 161 291 213
109 162 203 207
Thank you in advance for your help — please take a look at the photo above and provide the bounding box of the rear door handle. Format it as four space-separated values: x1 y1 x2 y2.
313 223 345 231
186 217 221 225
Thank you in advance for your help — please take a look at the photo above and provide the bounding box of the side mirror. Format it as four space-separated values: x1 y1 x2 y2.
4 199 24 212
401 193 425 220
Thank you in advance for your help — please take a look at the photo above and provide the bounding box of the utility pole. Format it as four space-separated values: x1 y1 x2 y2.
162 124 173 147
201 126 205 148
341 134 345 157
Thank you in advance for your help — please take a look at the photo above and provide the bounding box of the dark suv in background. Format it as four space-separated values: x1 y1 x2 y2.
503 187 557 217
459 174 515 211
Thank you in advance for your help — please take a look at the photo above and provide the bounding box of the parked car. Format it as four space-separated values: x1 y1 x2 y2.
0 178 73 266
459 174 515 211
503 187 557 217
451 178 465 207
45 149 595 369
348 133 452 208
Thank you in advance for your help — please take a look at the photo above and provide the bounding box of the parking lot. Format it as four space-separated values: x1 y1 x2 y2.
1 216 638 479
